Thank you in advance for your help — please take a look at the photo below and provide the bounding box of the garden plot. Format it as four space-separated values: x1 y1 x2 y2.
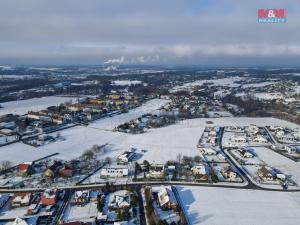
253 147 300 188
228 148 264 165
210 163 243 183
228 147 298 190
199 149 227 163
0 96 76 116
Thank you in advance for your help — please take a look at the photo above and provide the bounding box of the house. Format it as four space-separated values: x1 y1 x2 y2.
237 148 254 158
221 166 237 180
257 166 274 181
109 191 131 209
157 187 178 210
100 165 129 178
191 164 209 179
11 193 32 208
27 203 40 215
75 190 90 204
246 124 260 135
217 152 226 161
114 195 130 208
40 189 58 206
59 165 73 177
89 191 100 202
12 218 29 225
276 173 286 181
230 134 247 144
117 149 136 164
200 147 216 155
0 194 10 209
147 164 165 178
44 161 63 178
18 162 34 176
252 135 267 143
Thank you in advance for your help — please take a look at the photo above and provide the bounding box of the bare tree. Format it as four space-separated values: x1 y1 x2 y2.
176 153 182 163
82 149 95 161
104 157 112 165
0 160 12 171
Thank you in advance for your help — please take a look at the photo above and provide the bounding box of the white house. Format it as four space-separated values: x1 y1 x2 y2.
191 165 208 176
100 165 129 178
157 187 177 209
246 124 260 135
147 164 165 178
230 135 247 144
117 150 136 164
252 135 267 143
237 148 254 158
200 147 216 155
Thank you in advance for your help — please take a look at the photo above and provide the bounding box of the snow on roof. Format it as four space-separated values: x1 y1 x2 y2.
42 189 57 199
12 218 28 225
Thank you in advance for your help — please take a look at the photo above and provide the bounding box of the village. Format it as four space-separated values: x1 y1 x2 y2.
1 68 300 225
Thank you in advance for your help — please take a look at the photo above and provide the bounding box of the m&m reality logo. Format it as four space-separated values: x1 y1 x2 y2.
258 9 287 23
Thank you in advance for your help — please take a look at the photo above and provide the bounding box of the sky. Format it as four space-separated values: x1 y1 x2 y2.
0 0 299 66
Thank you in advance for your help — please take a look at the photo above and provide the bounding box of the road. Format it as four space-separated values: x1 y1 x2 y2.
53 190 72 225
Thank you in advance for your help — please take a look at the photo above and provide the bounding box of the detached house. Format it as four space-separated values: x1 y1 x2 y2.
147 164 165 178
75 190 90 204
117 149 136 164
157 187 178 210
200 147 217 155
221 166 237 180
191 164 209 180
40 189 58 206
237 148 254 158
18 162 34 176
11 193 32 208
100 165 129 178
258 166 274 181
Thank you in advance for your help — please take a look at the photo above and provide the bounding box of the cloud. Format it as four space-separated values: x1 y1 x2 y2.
0 0 299 66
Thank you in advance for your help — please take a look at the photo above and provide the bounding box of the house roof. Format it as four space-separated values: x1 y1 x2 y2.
12 218 28 225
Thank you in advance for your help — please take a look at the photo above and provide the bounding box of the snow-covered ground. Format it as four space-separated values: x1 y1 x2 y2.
89 98 170 130
112 80 142 86
254 92 283 100
254 147 300 186
0 96 76 116
242 81 276 88
177 186 300 225
171 77 243 92
0 117 298 168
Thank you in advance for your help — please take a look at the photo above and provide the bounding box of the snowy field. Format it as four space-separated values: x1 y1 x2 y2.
89 98 170 130
177 186 300 225
254 147 300 186
242 81 276 88
171 77 243 92
0 96 76 116
0 117 298 168
112 80 142 86
254 92 283 100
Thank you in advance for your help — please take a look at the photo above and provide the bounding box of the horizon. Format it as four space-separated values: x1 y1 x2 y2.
0 0 299 66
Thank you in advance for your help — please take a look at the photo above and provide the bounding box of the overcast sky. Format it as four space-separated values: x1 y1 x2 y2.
0 0 299 66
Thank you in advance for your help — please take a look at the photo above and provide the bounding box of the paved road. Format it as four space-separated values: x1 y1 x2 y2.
53 190 72 225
